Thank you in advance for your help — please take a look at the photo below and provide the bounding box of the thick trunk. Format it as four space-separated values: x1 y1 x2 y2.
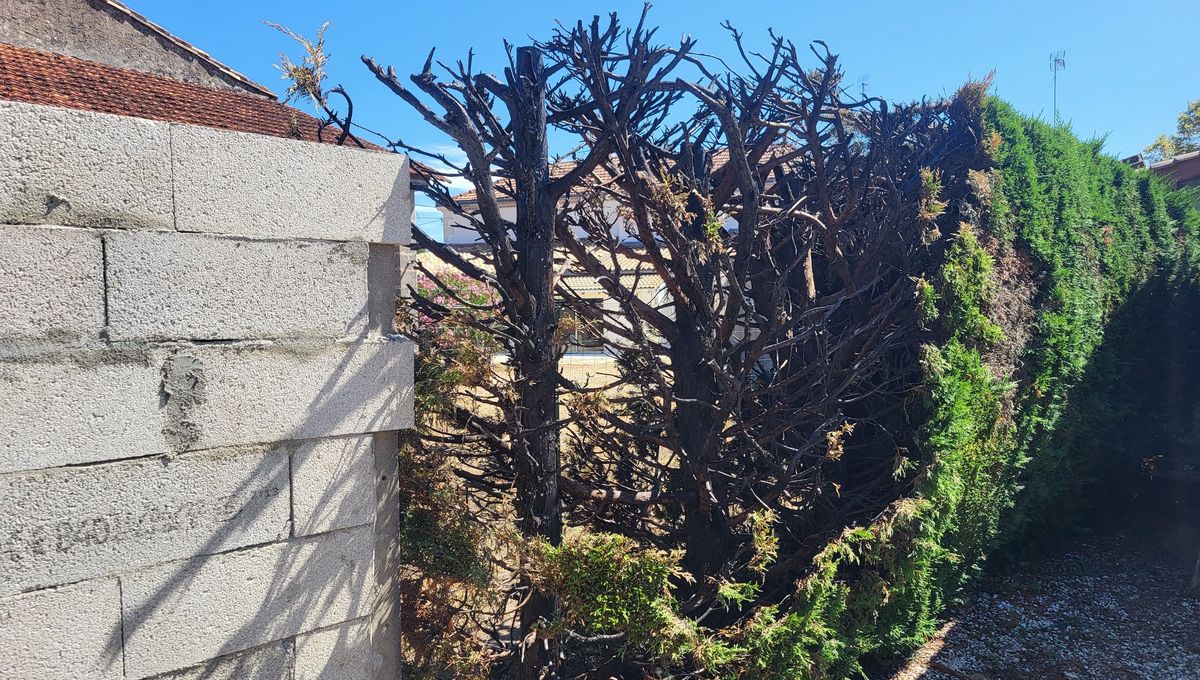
509 46 561 679
671 312 731 580
671 193 734 583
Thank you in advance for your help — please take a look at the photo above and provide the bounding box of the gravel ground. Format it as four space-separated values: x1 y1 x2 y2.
890 525 1200 680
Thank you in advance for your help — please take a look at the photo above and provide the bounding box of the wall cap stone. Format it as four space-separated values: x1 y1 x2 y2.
0 100 412 244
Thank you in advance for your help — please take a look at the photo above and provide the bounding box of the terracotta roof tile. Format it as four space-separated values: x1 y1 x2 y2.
0 42 384 151
450 160 608 203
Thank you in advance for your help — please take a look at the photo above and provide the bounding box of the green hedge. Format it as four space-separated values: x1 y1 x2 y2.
985 99 1197 542
714 97 1200 677
865 98 1200 666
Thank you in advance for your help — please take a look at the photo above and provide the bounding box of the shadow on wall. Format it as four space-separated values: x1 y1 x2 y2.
97 165 415 679
95 310 411 679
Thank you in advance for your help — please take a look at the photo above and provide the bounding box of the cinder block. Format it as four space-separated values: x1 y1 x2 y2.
0 225 104 340
121 526 375 678
106 230 372 341
158 337 414 453
369 430 402 677
367 243 402 335
144 640 295 680
1 337 413 473
295 618 379 680
0 444 290 596
397 247 417 300
171 124 412 244
290 435 375 537
0 100 173 229
0 346 164 474
0 578 123 679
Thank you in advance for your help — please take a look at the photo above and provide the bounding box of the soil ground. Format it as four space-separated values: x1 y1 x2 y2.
889 520 1200 680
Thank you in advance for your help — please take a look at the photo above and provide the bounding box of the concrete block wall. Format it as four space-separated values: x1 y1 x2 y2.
0 100 413 679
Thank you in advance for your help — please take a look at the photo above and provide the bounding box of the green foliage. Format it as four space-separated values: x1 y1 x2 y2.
747 97 1200 678
534 527 868 678
1143 98 1200 162
736 604 850 680
400 506 488 584
716 580 761 611
747 509 781 574
393 440 497 679
914 276 939 325
867 103 1197 661
936 226 1004 345
534 532 699 659
396 443 490 585
535 531 751 670
980 99 1194 543
913 341 1014 587
407 272 500 416
919 167 949 222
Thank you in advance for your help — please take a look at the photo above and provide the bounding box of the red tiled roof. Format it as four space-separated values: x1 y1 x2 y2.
453 160 615 203
0 42 384 151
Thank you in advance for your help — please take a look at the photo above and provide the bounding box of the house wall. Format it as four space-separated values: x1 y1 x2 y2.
1155 154 1200 189
0 0 270 96
440 203 647 244
439 202 739 244
0 100 414 679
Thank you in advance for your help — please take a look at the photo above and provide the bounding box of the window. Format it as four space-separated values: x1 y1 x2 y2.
559 306 605 354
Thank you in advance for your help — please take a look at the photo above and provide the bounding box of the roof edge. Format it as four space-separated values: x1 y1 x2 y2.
1149 149 1200 170
103 0 276 99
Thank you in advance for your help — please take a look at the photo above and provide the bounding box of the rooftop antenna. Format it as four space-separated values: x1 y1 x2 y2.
1050 51 1066 123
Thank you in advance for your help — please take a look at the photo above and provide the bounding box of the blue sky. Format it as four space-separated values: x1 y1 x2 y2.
126 0 1199 234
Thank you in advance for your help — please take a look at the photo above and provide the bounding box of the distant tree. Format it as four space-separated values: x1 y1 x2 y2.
1144 99 1200 162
